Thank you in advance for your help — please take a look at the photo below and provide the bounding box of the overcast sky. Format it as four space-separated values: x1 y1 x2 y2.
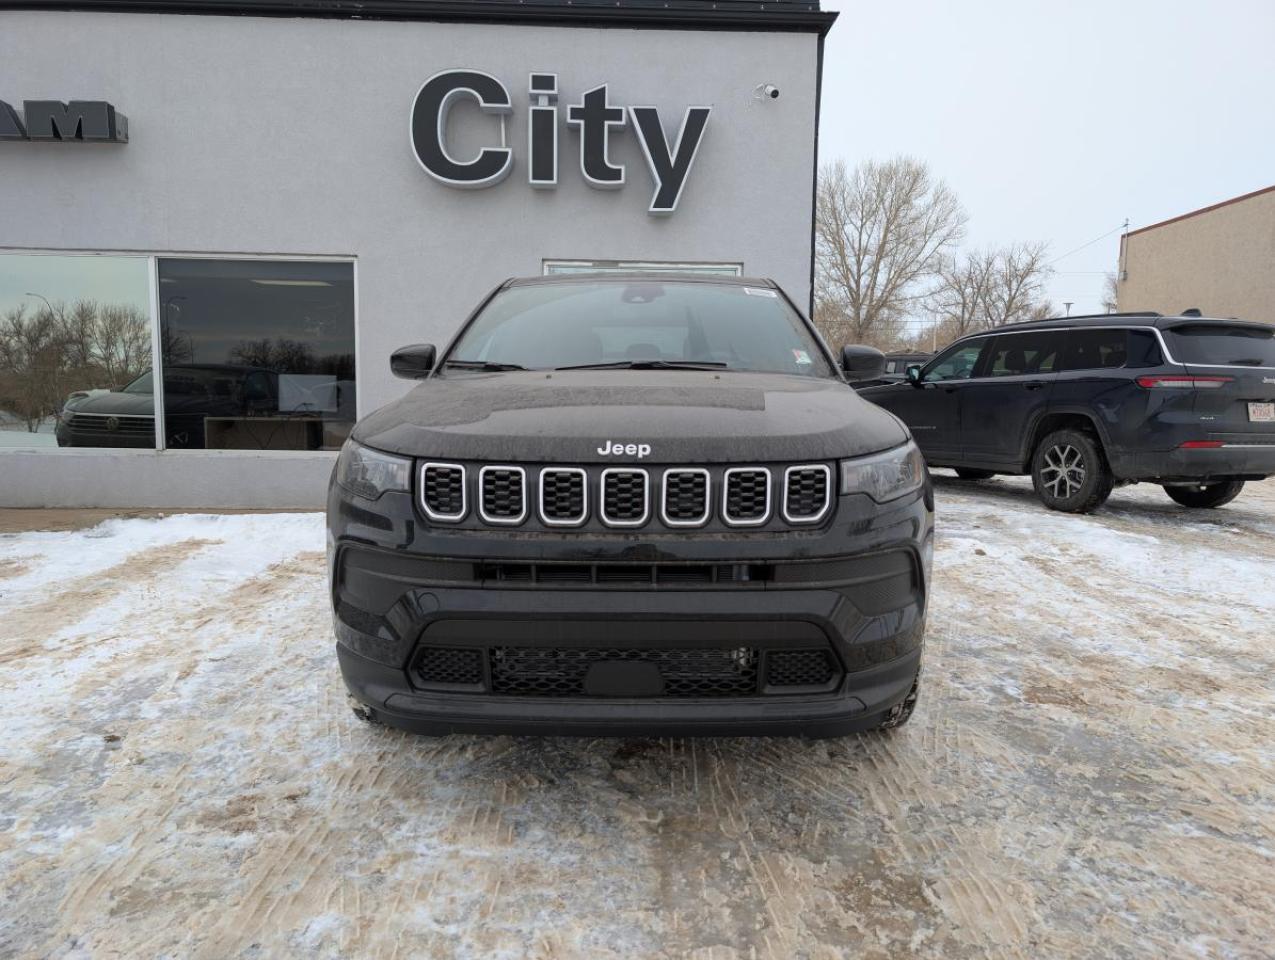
818 0 1275 321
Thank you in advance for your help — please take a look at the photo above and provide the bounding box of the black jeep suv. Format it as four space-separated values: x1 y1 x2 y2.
860 313 1275 513
328 274 933 737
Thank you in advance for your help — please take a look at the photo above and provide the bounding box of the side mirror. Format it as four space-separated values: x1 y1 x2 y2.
391 343 436 379
905 364 923 385
840 344 886 382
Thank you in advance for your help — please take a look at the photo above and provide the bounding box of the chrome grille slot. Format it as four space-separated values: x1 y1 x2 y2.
662 469 711 526
722 468 771 526
479 466 527 524
420 462 467 521
600 468 650 527
783 464 831 523
539 467 587 525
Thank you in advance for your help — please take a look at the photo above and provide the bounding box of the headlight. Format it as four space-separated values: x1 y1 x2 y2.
335 440 411 501
839 441 925 503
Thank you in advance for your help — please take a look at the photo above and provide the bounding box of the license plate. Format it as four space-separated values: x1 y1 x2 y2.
1249 402 1275 422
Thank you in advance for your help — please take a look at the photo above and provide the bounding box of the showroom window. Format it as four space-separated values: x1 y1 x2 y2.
0 253 154 450
1 252 355 452
156 259 356 450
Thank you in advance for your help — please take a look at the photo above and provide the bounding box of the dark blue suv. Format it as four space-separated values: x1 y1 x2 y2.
860 313 1275 512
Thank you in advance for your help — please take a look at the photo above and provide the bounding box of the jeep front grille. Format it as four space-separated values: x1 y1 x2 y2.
783 464 831 523
421 463 467 521
723 468 771 525
539 468 587 526
490 646 760 698
414 461 835 530
479 466 527 524
661 469 710 526
600 468 650 527
765 648 836 687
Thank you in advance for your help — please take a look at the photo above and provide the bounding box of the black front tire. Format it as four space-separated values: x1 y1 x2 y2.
1031 428 1114 513
1163 480 1245 509
954 468 995 481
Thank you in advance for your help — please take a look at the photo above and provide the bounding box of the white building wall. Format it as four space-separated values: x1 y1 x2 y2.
0 11 820 507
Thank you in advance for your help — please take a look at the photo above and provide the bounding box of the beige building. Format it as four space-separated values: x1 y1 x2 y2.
1117 184 1275 322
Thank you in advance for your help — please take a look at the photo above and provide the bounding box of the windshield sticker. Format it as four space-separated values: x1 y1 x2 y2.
743 287 778 298
792 349 812 365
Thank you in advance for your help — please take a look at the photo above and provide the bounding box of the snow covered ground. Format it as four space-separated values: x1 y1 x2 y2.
1 477 1273 958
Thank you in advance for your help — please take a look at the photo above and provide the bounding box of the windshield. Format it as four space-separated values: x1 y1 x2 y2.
1166 323 1275 366
447 280 835 377
122 371 153 394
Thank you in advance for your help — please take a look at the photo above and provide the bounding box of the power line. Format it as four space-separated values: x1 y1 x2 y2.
1050 222 1128 265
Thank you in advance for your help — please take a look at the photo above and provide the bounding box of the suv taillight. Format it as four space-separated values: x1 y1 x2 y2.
1136 375 1233 389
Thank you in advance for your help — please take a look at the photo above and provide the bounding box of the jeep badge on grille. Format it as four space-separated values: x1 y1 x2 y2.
597 441 651 458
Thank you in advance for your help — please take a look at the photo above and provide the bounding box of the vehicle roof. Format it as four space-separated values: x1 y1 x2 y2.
960 312 1271 335
503 273 776 288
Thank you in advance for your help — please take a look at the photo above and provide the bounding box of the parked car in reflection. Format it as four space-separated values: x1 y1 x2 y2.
851 351 932 390
56 365 354 450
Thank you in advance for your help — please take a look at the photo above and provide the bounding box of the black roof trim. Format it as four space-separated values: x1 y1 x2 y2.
8 0 839 34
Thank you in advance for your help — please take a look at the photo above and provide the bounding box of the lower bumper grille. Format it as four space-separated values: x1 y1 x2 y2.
412 644 843 698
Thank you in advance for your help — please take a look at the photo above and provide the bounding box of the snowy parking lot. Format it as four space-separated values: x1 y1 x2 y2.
2 476 1274 958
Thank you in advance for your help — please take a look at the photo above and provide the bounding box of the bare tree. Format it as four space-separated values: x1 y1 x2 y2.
815 157 967 349
231 337 316 372
94 304 151 386
1101 272 1119 314
979 242 1052 327
931 250 995 341
927 242 1054 351
0 305 65 431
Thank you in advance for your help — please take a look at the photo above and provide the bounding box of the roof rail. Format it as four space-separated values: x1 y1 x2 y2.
994 311 1162 328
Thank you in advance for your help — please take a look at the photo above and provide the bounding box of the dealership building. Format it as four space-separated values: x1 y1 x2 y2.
0 0 835 507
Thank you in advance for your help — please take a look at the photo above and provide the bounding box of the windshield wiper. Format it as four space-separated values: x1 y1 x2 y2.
442 360 527 371
1225 358 1266 366
554 360 729 371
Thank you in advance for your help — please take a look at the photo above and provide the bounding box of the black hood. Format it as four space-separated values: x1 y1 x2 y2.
353 370 909 463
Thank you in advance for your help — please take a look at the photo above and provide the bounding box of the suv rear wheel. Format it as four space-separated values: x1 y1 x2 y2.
1031 428 1113 513
1163 480 1245 509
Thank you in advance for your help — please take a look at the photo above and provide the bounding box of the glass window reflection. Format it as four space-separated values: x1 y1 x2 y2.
0 253 154 450
156 259 356 450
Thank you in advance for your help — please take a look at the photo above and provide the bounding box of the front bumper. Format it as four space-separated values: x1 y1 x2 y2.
329 480 932 737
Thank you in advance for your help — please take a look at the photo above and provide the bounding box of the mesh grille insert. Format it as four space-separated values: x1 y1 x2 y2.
422 464 466 519
415 647 484 686
663 470 710 524
602 470 649 525
767 649 836 687
541 469 587 524
480 467 526 522
490 647 759 698
724 469 770 524
784 466 830 521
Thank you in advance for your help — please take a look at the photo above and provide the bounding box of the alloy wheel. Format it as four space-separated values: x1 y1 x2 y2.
1040 443 1086 499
